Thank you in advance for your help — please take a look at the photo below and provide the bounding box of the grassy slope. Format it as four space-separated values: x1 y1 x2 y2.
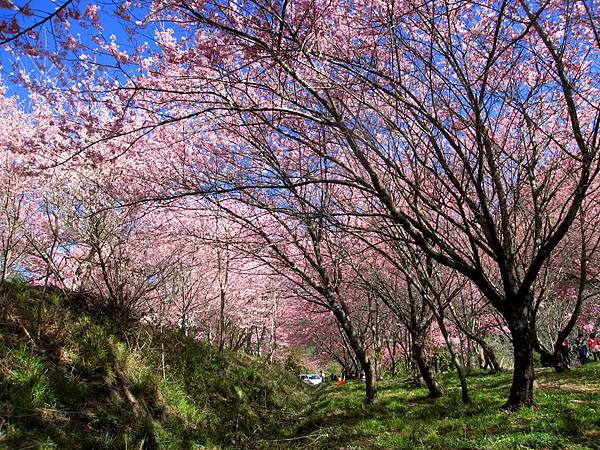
291 365 600 449
0 280 310 449
3 279 600 450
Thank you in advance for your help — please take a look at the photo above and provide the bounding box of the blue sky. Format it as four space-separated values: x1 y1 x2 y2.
0 0 148 99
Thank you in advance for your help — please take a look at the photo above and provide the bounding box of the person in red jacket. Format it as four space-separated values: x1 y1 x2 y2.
561 339 571 366
588 333 600 362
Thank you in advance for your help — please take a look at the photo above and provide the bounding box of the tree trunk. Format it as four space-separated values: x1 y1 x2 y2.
1 245 10 283
436 315 470 404
334 309 378 405
465 338 473 372
363 358 377 405
552 346 569 373
412 337 443 398
218 288 226 354
533 334 569 373
268 295 277 363
480 340 503 373
348 345 378 404
505 313 535 409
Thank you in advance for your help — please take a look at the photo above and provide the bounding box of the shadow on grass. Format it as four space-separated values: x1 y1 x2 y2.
287 364 600 449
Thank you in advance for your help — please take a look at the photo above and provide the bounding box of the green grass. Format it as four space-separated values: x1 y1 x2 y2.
2 279 599 449
288 365 600 449
0 280 311 449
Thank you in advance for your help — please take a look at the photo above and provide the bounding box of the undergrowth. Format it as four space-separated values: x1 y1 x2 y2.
0 280 310 449
2 279 599 450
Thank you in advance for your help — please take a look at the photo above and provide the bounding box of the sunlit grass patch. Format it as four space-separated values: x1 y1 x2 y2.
294 364 600 449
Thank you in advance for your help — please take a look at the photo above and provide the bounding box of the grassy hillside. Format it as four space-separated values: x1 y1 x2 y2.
3 279 600 450
292 364 600 449
0 280 310 449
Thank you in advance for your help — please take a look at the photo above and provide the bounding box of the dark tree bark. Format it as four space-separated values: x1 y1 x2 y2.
412 335 443 399
362 358 377 405
504 305 535 409
435 314 470 404
480 340 503 373
533 333 569 373
334 308 378 405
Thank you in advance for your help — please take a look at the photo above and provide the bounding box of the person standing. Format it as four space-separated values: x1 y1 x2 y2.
588 333 600 362
576 333 589 364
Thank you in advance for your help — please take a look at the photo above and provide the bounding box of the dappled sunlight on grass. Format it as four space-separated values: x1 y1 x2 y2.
291 365 600 449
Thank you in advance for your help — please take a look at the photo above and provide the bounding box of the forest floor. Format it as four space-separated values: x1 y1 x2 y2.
287 364 600 449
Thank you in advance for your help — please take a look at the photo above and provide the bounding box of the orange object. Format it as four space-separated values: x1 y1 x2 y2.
336 379 345 387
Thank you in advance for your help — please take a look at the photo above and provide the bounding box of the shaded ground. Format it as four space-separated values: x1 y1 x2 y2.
0 280 310 449
2 279 599 449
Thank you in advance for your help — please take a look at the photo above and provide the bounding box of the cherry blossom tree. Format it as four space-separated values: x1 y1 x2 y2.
121 0 596 409
1 0 599 409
